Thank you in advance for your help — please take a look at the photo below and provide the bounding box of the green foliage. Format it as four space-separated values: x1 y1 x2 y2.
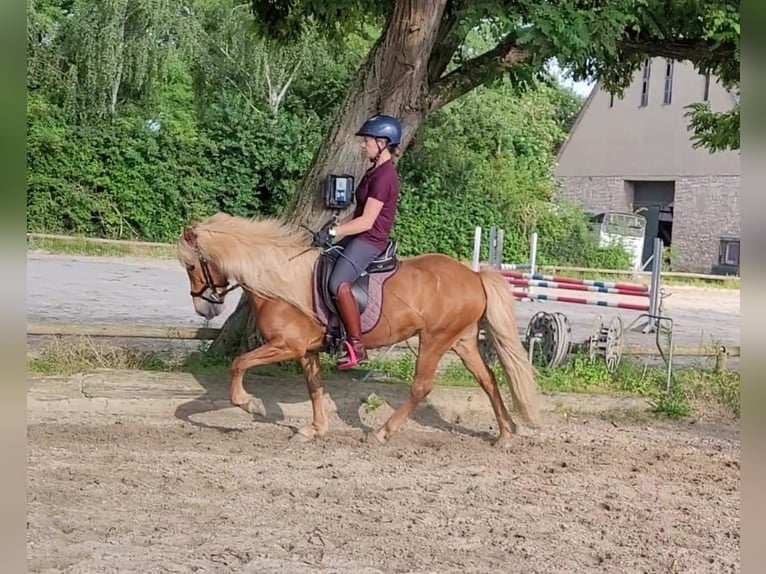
27 97 218 240
247 0 739 153
392 77 629 268
27 0 735 261
248 0 387 44
685 100 739 152
26 0 357 240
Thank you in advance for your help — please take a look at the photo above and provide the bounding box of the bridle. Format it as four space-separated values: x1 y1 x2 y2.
190 251 240 305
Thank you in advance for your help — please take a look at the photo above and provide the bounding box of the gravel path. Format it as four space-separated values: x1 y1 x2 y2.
26 251 740 356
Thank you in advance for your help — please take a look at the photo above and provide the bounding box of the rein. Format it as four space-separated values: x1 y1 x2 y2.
191 251 241 305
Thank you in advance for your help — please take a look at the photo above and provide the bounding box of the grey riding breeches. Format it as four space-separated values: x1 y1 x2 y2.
328 237 382 297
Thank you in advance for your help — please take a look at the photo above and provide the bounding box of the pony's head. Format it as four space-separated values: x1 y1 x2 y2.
176 220 232 320
176 212 320 322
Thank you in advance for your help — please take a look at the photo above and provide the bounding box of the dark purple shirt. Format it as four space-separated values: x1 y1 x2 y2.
352 159 400 251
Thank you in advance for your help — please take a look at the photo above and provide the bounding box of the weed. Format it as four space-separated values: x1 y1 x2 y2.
27 236 176 259
27 340 739 420
362 393 385 413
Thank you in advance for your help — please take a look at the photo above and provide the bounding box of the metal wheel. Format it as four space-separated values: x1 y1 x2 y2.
603 315 623 373
477 329 498 365
588 315 604 362
525 311 571 368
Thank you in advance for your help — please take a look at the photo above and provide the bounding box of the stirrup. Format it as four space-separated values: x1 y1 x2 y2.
337 340 366 370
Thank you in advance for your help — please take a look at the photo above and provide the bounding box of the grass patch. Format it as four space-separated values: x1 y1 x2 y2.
360 349 739 420
660 275 739 290
28 339 739 421
27 235 176 259
27 336 339 378
533 354 739 419
27 338 229 376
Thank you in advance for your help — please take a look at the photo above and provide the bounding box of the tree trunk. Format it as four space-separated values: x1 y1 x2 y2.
285 0 449 228
207 291 263 356
210 0 455 355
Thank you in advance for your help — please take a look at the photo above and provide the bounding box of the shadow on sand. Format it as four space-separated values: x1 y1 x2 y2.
172 366 497 443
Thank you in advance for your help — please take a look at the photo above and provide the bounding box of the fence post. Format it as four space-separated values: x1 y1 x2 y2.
527 231 538 298
472 226 482 271
641 237 663 333
495 228 504 269
488 226 498 269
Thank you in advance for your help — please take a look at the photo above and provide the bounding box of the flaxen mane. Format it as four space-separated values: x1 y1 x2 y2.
177 212 320 320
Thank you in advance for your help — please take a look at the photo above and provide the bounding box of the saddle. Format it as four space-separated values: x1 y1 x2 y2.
316 239 399 318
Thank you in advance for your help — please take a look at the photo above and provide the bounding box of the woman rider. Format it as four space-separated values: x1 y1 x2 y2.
312 114 403 369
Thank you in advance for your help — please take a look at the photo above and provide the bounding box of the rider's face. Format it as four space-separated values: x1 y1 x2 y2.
362 136 381 159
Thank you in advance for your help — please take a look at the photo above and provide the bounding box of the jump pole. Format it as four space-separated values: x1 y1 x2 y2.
510 291 650 311
500 269 648 292
506 277 650 297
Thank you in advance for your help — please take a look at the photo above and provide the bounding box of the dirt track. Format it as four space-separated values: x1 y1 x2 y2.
27 370 740 574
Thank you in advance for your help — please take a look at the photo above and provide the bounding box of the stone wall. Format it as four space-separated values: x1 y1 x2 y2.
553 175 740 273
553 177 632 213
672 176 740 273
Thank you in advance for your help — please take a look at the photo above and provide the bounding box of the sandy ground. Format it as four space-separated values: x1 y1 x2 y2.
27 369 740 574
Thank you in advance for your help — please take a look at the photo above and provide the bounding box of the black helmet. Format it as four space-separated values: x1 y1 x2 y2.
355 114 402 147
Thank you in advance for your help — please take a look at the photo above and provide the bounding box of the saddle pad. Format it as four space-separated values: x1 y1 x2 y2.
312 265 399 335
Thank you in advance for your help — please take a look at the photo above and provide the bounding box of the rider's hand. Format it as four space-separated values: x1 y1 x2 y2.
311 227 332 247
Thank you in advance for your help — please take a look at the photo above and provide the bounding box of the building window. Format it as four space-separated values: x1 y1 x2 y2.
719 238 740 267
640 59 651 107
703 73 711 101
663 59 674 104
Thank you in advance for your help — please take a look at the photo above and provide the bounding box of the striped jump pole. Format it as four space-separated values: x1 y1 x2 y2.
511 291 650 312
500 269 648 293
506 277 650 298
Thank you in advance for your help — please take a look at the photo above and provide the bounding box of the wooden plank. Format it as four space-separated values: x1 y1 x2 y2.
536 265 738 282
620 344 740 357
27 233 173 249
27 322 221 340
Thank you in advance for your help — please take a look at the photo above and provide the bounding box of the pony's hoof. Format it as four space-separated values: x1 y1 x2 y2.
248 398 266 418
493 436 514 450
291 430 313 443
367 428 387 446
233 397 266 418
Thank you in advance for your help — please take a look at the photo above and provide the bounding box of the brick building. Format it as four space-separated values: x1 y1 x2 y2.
553 58 740 274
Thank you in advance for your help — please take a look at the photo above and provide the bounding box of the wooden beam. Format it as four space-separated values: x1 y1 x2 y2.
535 265 738 282
27 233 173 249
27 322 221 340
620 344 740 357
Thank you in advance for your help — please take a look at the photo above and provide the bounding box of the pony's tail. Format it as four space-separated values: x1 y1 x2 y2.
478 268 542 428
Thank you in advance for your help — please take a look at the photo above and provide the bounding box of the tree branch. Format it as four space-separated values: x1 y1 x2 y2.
426 0 466 85
618 37 737 67
427 34 531 113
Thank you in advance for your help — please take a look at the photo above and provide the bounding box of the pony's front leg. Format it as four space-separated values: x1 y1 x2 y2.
229 338 299 415
292 352 329 442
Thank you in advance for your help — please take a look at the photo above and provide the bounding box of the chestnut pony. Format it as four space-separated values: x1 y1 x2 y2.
177 212 541 446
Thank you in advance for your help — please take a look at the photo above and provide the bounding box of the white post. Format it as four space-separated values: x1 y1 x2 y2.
527 231 538 298
472 226 482 271
488 226 497 268
496 228 504 269
642 237 663 333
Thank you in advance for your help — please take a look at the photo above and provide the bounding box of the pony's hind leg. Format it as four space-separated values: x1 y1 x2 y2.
371 335 452 445
229 337 300 416
292 351 329 442
452 330 517 447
